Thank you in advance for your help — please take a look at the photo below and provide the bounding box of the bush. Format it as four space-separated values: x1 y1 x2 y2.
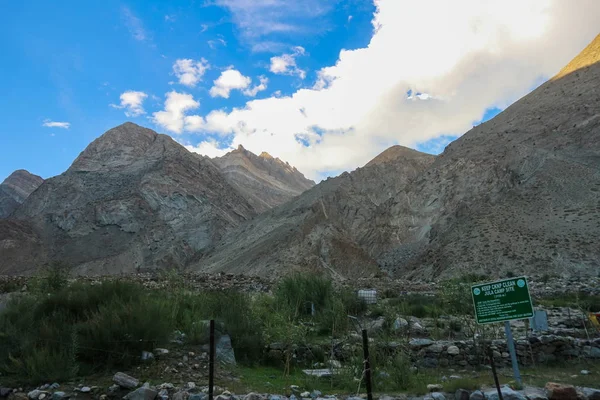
274 273 334 319
0 281 172 383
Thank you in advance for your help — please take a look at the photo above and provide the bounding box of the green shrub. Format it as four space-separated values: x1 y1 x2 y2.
0 281 171 383
274 273 334 319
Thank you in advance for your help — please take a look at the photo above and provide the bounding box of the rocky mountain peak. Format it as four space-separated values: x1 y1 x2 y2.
0 169 44 218
70 122 163 172
259 151 274 160
554 33 600 80
365 145 435 167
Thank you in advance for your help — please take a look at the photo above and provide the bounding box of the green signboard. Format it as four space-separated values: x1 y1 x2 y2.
471 277 533 324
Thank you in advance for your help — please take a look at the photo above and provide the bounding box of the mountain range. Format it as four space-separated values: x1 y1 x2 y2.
1 34 599 279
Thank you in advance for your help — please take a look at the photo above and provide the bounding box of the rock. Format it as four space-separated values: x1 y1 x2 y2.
582 346 600 358
1 389 13 398
301 393 310 398
114 372 140 389
410 338 433 348
524 388 548 400
51 393 66 400
580 370 590 375
545 383 577 400
449 375 462 380
109 385 120 394
27 391 41 400
268 396 282 400
142 351 154 361
456 390 470 400
123 387 158 400
370 316 386 332
427 385 444 392
8 393 28 400
155 348 170 356
485 387 526 400
186 383 196 391
447 346 460 355
327 360 342 369
189 395 207 400
431 393 445 400
428 344 444 353
172 392 190 400
582 388 600 400
216 335 236 365
79 387 91 394
393 317 409 330
244 394 265 400
49 386 59 391
158 389 169 400
157 385 174 391
311 392 322 399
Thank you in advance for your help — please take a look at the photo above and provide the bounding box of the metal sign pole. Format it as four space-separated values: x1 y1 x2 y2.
504 321 522 387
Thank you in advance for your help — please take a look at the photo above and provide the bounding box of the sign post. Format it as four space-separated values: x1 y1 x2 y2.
471 277 534 387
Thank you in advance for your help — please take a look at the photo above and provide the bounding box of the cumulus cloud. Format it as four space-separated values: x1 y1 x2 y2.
209 69 252 98
185 140 231 158
173 59 210 87
151 91 200 133
270 46 306 78
242 76 269 97
110 91 148 117
42 120 70 129
183 0 600 180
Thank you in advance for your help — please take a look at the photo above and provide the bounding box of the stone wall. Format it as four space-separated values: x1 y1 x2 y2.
407 335 600 368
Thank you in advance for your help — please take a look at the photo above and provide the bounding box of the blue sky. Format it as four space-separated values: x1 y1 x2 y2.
1 0 598 182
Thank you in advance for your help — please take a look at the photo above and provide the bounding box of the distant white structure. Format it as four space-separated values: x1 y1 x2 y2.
358 289 377 304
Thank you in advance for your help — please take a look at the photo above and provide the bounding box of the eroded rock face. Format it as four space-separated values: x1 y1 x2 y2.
1 122 257 274
212 145 315 213
0 170 43 218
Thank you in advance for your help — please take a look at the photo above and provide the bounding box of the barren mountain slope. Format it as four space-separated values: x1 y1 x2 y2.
193 146 434 278
0 170 43 218
1 122 257 275
375 34 600 279
212 145 315 213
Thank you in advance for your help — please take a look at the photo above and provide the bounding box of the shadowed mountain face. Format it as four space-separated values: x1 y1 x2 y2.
212 145 315 213
193 34 600 280
2 123 258 274
0 170 43 218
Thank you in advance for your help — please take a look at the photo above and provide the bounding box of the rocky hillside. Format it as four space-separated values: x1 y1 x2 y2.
0 170 43 218
1 123 258 274
193 34 600 280
193 146 435 278
212 145 314 213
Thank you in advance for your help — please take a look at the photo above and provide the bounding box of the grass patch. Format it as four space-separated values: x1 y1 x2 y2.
537 292 600 312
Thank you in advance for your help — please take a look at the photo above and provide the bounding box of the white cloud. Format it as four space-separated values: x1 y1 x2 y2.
214 0 336 51
208 38 227 49
209 69 252 98
110 91 148 117
165 14 176 22
173 59 210 87
182 0 600 180
151 91 200 133
42 120 70 129
242 76 269 97
121 6 147 41
185 140 231 158
269 46 306 78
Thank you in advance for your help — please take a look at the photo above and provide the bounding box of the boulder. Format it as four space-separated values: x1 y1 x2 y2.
427 385 444 392
216 335 236 365
189 395 207 400
524 388 547 400
485 386 526 400
244 394 265 400
545 383 577 400
51 393 66 400
410 338 433 348
123 388 158 400
1 389 13 398
456 389 470 400
447 346 460 356
114 372 139 389
582 388 600 400
393 318 409 330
